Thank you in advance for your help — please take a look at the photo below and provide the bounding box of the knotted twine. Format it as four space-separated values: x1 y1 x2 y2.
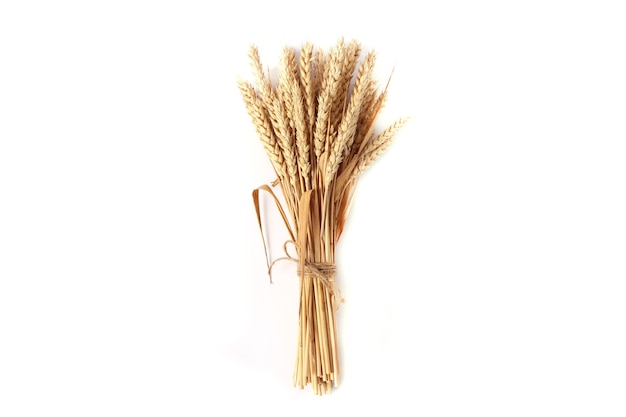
252 184 344 310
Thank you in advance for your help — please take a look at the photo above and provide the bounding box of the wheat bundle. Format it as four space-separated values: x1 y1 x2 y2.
239 39 407 395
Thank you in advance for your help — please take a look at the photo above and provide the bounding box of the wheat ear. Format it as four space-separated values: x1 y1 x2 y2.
300 42 315 133
314 39 344 161
355 118 408 176
325 52 376 183
248 45 274 105
329 40 361 129
282 47 311 190
237 80 286 179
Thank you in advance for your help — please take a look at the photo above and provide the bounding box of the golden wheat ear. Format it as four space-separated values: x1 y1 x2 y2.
355 117 409 176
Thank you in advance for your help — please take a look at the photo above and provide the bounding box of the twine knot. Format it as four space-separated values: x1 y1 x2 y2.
269 241 344 310
298 262 343 310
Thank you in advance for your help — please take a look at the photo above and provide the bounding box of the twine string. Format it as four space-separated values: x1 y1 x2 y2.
268 240 344 310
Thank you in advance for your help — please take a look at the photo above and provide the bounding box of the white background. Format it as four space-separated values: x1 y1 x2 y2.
1 1 625 415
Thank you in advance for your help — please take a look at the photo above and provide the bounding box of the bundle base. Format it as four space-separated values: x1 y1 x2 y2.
293 275 339 395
